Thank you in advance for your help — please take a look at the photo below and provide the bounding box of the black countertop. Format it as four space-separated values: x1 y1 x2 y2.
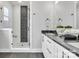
42 30 79 57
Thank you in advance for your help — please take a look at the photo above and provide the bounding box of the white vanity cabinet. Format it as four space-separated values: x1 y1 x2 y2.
42 34 58 58
46 36 56 58
41 34 47 57
42 34 53 58
62 47 78 58
42 34 79 58
52 41 58 58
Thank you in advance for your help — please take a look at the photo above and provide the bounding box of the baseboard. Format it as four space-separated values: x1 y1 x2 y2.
0 48 42 53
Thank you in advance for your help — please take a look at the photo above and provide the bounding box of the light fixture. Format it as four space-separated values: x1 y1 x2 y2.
55 1 59 4
18 0 22 3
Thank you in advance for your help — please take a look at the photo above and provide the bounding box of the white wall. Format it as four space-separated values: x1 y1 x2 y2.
30 1 54 49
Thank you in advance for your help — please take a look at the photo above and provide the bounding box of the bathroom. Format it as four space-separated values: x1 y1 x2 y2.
0 0 79 58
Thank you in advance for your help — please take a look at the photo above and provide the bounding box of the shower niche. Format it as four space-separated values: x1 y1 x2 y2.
21 6 28 42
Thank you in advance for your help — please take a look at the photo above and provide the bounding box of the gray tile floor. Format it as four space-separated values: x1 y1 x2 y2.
0 53 44 58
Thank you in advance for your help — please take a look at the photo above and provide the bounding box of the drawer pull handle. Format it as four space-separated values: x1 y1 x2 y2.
47 48 51 54
62 51 64 58
67 56 69 58
47 40 51 43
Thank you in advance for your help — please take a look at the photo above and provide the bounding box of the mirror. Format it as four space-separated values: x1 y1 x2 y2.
53 1 75 29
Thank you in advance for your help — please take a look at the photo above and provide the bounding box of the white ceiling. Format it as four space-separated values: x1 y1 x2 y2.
9 1 30 6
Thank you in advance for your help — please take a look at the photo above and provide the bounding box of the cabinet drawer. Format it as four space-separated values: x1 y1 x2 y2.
62 48 70 58
57 44 63 58
46 40 58 58
46 37 54 45
69 52 78 58
42 42 48 58
46 47 54 58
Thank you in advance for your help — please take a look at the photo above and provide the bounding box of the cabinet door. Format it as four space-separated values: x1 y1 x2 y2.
57 44 63 58
46 39 54 58
69 52 78 58
41 34 44 50
47 37 58 58
45 47 54 58
41 34 45 49
54 42 58 58
42 34 53 58
62 48 70 58
49 39 58 58
42 43 47 58
42 34 47 57
42 38 45 53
